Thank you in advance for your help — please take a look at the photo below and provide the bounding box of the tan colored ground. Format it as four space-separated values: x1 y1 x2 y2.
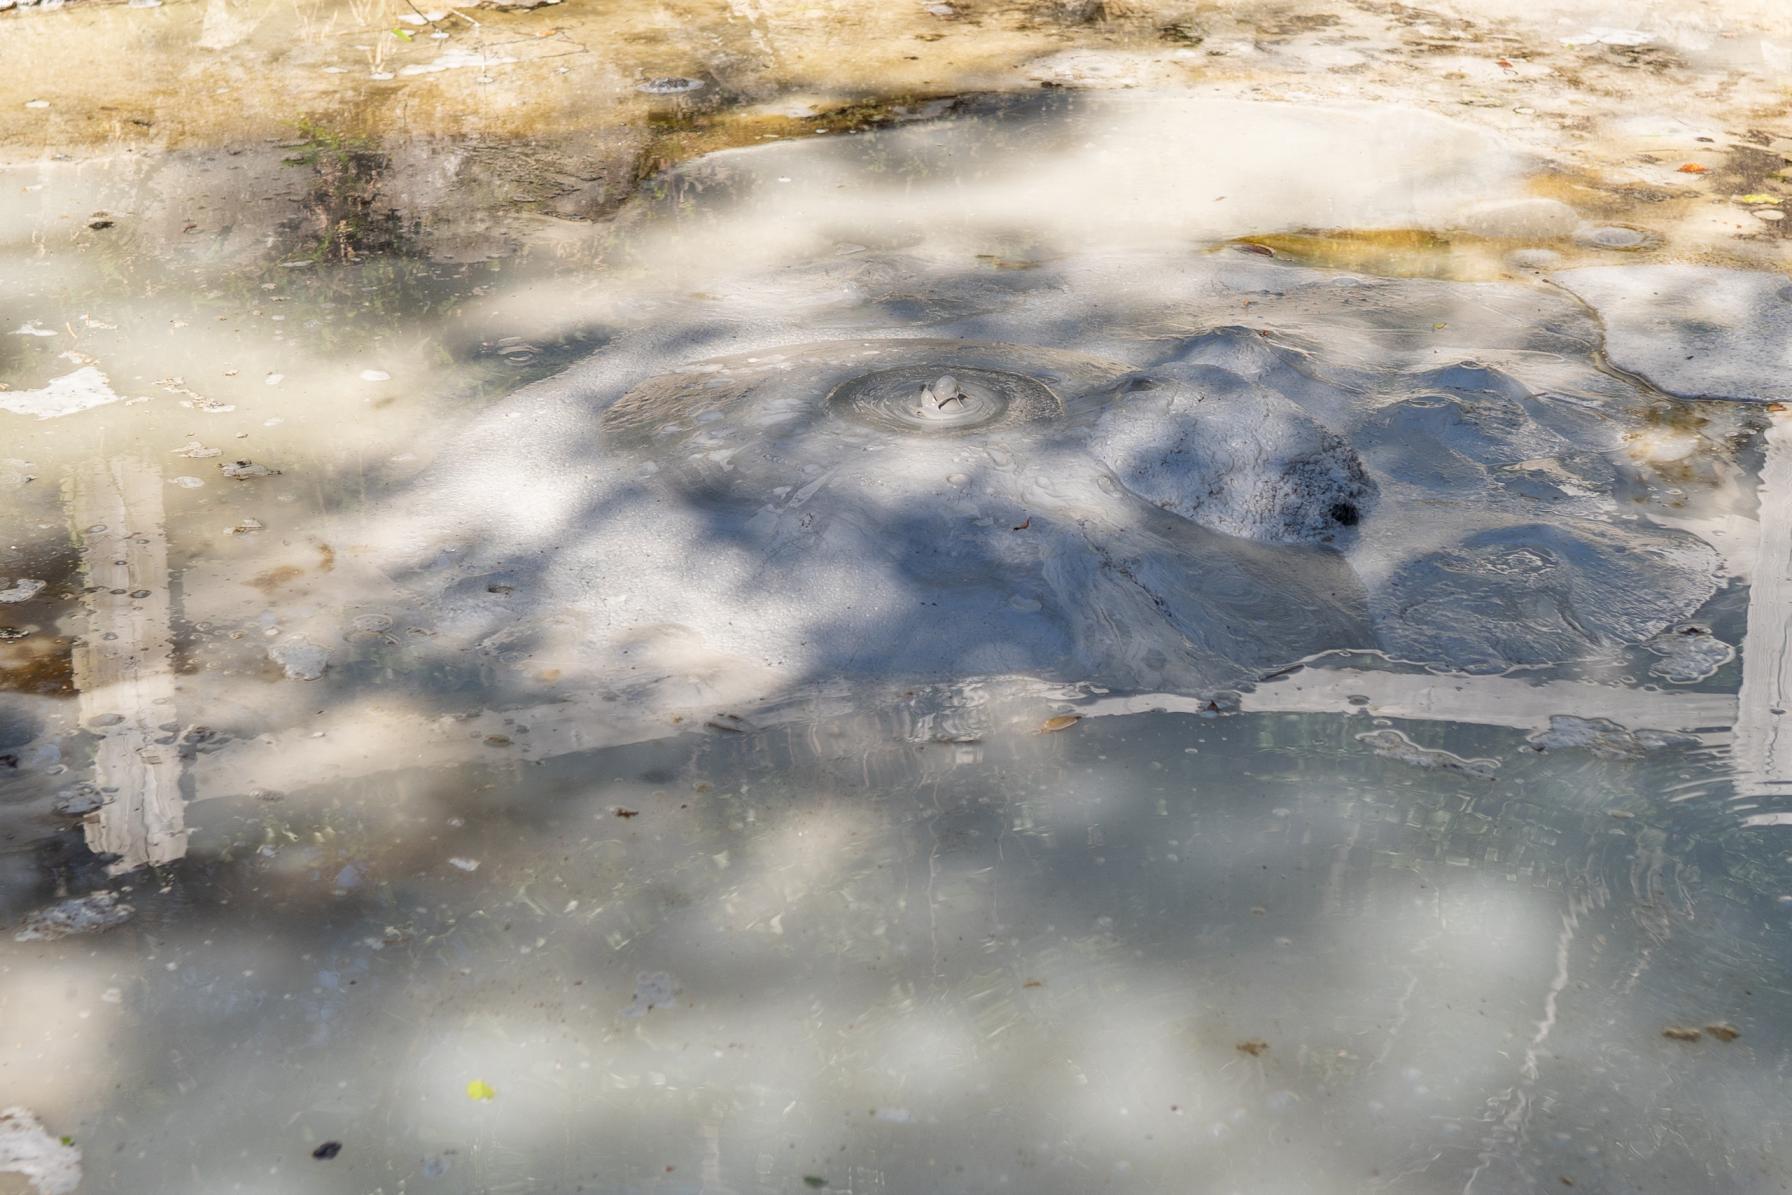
2 0 1788 270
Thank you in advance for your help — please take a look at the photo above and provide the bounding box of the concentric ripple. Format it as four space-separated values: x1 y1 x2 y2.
826 365 1062 434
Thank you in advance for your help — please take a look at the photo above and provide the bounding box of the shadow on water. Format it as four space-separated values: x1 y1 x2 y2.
1 84 1790 1195
12 696 1792 1192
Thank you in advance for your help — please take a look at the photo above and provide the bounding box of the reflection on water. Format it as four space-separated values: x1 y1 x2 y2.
7 691 1792 1193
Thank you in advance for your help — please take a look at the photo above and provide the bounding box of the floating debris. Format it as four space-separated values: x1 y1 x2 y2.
1357 728 1498 779
1645 624 1734 683
0 1107 82 1195
625 971 677 1017
448 856 480 871
52 786 103 815
1706 1023 1740 1042
1040 714 1081 733
1236 1039 1269 1056
465 1080 496 1101
14 892 133 941
220 460 280 480
0 367 125 419
1527 716 1697 759
637 76 705 94
0 579 46 604
399 50 517 77
311 1141 342 1160
267 637 330 681
1662 1026 1702 1042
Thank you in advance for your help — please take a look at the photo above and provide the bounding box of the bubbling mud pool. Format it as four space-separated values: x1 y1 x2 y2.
362 260 1731 708
2 84 1791 1195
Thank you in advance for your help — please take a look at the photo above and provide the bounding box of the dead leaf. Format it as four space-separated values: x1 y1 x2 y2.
1496 57 1514 68
1662 1026 1702 1042
614 807 640 819
1705 1023 1740 1042
1022 978 1044 988
1675 162 1709 174
1236 1039 1269 1056
1012 516 1031 531
1040 714 1081 733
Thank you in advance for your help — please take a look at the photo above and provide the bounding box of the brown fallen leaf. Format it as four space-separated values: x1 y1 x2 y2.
1022 979 1044 988
614 807 640 819
1705 1023 1740 1042
1496 57 1514 68
1236 1039 1269 1056
1675 162 1709 174
1662 1026 1702 1042
1040 714 1081 733
1012 516 1031 531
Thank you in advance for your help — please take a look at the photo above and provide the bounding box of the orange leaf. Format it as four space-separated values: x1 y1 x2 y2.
1040 714 1081 733
1676 162 1708 174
